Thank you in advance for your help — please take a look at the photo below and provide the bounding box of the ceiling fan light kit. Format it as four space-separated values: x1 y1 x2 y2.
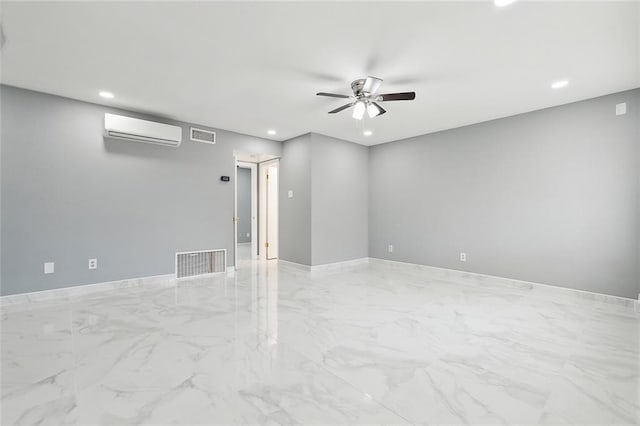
317 76 416 120
352 101 366 120
367 102 384 118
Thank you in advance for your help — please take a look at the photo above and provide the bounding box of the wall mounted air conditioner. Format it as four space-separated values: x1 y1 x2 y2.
104 113 182 147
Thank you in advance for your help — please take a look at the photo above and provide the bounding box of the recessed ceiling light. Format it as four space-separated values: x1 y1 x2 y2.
363 130 373 136
99 91 114 99
551 80 569 89
494 0 518 7
267 129 277 135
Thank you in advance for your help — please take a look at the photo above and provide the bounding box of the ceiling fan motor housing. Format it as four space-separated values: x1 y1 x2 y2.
351 79 367 97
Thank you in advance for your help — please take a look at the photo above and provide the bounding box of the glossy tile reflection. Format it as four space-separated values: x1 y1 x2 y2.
2 260 638 425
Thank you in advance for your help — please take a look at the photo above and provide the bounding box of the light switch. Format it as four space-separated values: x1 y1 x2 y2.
44 262 55 274
616 103 627 116
288 190 294 198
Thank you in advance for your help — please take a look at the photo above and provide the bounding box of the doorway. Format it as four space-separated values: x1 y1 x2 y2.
234 153 279 268
235 162 257 263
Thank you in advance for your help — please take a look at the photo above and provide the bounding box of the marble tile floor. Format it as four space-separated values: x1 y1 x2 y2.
1 259 638 425
237 242 253 261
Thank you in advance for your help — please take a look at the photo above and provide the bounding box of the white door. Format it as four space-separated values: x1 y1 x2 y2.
266 166 279 259
249 164 258 259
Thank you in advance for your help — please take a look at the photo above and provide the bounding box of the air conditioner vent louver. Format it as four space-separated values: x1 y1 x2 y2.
190 127 216 144
176 249 226 279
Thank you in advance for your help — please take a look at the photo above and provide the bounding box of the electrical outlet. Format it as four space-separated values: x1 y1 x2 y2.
460 252 467 262
388 245 393 253
616 102 627 116
288 190 294 198
246 232 250 238
44 262 55 274
88 258 97 270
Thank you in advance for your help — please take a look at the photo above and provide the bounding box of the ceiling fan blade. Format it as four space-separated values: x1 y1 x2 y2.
328 103 354 114
317 92 350 99
377 92 416 101
373 102 386 116
362 76 383 95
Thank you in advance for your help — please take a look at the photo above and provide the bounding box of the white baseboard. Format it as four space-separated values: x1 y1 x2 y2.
277 257 370 273
8 258 631 310
310 257 369 272
278 256 636 309
1 274 176 307
368 257 637 310
277 259 312 271
2 265 240 306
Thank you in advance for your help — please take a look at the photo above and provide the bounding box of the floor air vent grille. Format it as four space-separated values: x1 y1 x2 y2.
176 249 226 279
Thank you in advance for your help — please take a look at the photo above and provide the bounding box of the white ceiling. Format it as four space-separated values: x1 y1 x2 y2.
1 1 638 146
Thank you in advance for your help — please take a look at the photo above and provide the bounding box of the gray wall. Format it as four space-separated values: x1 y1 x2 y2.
279 133 312 265
369 89 640 298
279 133 369 267
310 133 368 265
0 85 281 295
3 85 637 299
237 167 252 243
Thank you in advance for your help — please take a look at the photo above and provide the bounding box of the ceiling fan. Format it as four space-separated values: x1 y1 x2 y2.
316 76 416 120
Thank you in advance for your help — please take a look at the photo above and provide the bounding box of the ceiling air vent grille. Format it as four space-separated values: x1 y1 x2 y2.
190 127 216 144
176 249 226 279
